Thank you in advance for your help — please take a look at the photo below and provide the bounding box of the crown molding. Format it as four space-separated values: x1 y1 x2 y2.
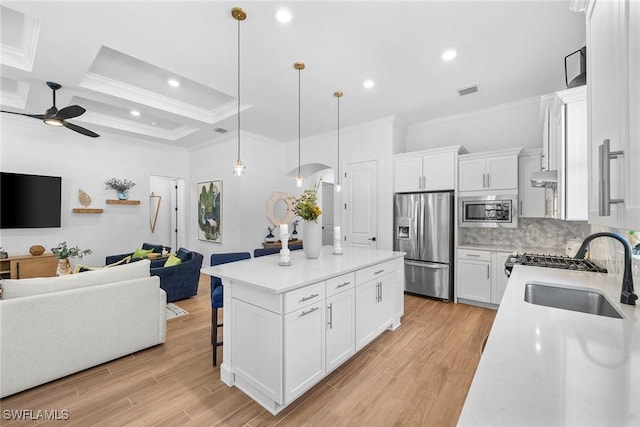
0 80 29 109
0 12 40 72
78 111 198 141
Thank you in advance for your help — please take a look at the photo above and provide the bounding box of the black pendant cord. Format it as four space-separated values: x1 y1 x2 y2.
298 68 301 177
236 17 241 163
337 95 340 180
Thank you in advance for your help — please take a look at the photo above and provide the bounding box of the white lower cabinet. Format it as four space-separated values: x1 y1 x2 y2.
229 257 404 415
456 249 512 307
326 288 355 373
284 302 325 403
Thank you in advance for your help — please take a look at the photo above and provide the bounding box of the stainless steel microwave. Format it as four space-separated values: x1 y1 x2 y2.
459 195 518 228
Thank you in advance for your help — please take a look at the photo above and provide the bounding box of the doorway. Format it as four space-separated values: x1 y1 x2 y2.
150 176 186 252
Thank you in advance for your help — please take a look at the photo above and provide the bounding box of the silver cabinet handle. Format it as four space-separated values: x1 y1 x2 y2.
374 269 385 275
465 254 481 258
379 282 383 302
486 173 490 189
487 264 490 279
418 176 422 189
519 200 523 215
337 281 351 288
422 176 426 189
327 303 333 329
598 139 624 216
299 293 319 302
300 306 319 317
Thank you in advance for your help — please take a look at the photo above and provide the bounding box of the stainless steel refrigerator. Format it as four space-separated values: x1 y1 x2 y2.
394 191 453 301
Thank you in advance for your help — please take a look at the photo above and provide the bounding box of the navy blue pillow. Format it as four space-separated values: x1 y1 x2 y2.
175 248 191 263
142 243 164 254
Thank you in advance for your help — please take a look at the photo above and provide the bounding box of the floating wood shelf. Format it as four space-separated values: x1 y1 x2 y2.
73 208 104 214
106 199 141 205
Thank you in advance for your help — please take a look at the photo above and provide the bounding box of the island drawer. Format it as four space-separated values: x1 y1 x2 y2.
356 260 395 285
326 272 355 297
284 281 325 314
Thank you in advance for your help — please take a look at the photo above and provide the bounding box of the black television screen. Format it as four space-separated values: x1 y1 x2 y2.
0 172 62 228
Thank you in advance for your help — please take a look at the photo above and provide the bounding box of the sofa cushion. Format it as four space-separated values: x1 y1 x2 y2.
132 248 154 260
0 259 151 300
142 243 164 254
163 254 182 267
72 255 131 274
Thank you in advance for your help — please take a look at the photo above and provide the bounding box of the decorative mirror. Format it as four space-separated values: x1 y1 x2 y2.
149 192 162 233
267 192 294 225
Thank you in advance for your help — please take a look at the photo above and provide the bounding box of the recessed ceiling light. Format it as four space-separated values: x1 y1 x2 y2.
442 49 457 61
130 110 141 117
363 80 375 89
275 9 292 23
168 79 180 87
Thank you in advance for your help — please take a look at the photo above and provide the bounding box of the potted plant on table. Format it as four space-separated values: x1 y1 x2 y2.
51 242 92 275
105 178 136 200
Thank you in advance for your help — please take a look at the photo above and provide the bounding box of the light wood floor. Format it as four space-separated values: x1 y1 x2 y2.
1 275 495 426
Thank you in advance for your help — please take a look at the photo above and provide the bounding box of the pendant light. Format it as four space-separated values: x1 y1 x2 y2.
232 7 246 177
294 61 305 187
334 91 343 192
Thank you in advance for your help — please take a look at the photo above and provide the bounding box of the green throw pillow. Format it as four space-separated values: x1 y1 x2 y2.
132 248 154 259
164 254 182 267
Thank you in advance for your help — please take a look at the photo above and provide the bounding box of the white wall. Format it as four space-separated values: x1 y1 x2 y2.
406 97 541 153
187 131 290 263
285 116 399 250
0 115 187 267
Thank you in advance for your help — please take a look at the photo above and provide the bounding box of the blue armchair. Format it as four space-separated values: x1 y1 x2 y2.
151 248 203 303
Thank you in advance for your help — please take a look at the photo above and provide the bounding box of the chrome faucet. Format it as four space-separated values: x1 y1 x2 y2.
575 232 638 306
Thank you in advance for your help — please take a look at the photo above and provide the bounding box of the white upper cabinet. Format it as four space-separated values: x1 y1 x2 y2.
394 145 468 193
586 0 640 229
458 148 521 195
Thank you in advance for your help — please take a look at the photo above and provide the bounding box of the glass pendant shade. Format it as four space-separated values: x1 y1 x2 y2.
335 181 342 192
232 159 245 176
296 173 304 187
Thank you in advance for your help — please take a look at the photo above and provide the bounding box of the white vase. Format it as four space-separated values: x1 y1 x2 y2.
303 220 322 259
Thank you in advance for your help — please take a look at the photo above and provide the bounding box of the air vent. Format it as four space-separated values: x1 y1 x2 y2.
213 127 228 134
457 84 478 96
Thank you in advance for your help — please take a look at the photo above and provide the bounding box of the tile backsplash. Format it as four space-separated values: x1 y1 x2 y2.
457 218 591 250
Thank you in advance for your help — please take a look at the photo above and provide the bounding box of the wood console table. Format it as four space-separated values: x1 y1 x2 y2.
0 253 57 279
261 240 303 250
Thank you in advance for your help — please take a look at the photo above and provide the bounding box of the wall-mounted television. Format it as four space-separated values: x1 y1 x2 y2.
0 172 62 229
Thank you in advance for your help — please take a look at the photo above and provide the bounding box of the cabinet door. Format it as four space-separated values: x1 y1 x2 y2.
565 99 589 221
587 0 624 227
458 158 487 192
487 155 518 191
394 156 423 192
377 275 395 332
624 0 640 229
491 252 512 305
423 152 455 191
284 302 325 403
355 279 380 351
457 259 491 303
518 152 546 218
326 288 355 373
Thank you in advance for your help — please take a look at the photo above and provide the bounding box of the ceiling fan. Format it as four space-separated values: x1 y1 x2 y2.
1 81 100 138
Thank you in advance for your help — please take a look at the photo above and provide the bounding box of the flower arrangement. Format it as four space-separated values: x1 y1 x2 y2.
51 242 92 259
291 180 322 223
105 178 136 193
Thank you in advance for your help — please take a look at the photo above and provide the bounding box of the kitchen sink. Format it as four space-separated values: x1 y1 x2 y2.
524 282 624 319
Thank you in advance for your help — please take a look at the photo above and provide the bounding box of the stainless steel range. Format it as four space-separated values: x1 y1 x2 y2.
504 253 607 277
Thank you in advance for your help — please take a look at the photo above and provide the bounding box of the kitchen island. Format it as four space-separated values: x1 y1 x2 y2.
201 246 406 415
457 263 640 426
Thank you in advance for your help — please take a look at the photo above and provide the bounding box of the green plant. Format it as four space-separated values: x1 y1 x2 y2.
51 242 92 259
105 178 136 193
291 180 322 223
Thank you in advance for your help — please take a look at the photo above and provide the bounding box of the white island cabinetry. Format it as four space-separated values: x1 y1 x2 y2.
203 247 405 415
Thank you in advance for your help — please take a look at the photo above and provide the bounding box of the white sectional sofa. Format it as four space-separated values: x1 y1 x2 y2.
0 259 167 398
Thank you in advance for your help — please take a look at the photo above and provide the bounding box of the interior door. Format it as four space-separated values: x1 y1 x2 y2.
345 160 378 248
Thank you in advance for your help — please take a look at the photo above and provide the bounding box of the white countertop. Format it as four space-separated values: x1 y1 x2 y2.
201 246 405 294
457 265 640 427
457 244 566 255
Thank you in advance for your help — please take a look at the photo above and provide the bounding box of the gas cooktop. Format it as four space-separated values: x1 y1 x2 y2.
504 253 607 276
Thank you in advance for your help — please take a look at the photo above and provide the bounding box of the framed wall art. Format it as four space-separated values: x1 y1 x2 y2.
197 180 222 243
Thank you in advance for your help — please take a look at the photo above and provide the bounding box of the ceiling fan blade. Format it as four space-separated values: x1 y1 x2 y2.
56 105 85 120
1 110 45 120
63 121 100 138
